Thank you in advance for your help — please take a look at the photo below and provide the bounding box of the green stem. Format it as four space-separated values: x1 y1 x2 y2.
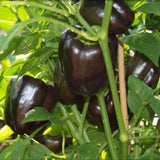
131 104 146 128
59 0 96 36
59 103 84 144
97 92 119 160
75 12 96 36
78 97 90 141
98 0 128 159
0 1 69 17
71 105 90 143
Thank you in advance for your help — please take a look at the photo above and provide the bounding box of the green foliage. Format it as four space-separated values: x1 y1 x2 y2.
22 107 63 125
120 32 160 66
136 1 160 16
67 142 100 160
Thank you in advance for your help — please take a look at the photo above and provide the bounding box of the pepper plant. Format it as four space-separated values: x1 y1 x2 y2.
0 0 160 160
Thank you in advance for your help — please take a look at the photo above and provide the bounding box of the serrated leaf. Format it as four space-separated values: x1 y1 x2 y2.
24 143 52 160
14 33 40 55
136 2 160 16
67 142 100 160
119 32 160 66
22 107 63 125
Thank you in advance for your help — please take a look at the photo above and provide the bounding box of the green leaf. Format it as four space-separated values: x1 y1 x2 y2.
0 6 17 31
17 6 30 21
136 152 160 160
119 32 160 66
128 76 153 101
67 142 100 160
0 22 27 60
0 138 30 160
127 76 153 121
149 95 160 119
24 143 52 160
22 107 63 125
136 2 160 16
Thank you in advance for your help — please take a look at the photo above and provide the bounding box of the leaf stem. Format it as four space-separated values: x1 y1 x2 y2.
59 103 84 144
78 97 90 142
71 105 90 142
131 104 146 128
97 92 119 160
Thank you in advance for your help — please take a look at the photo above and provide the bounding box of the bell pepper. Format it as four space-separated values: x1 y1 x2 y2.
5 75 57 134
53 61 84 105
126 52 160 88
37 135 72 153
80 0 134 34
87 94 118 131
58 26 118 97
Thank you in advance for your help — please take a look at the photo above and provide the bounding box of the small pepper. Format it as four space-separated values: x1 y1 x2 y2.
37 135 72 153
126 52 160 88
5 75 57 134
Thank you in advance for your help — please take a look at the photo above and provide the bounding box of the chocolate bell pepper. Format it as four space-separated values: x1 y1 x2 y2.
80 0 134 34
37 135 72 153
5 75 57 134
58 25 118 97
126 52 160 88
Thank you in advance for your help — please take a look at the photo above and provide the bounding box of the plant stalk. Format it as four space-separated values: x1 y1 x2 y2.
98 0 128 159
97 92 119 160
71 105 90 142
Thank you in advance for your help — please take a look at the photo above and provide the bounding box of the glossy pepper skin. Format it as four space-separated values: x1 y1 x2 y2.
37 135 72 153
80 0 134 34
58 26 118 97
53 61 84 105
5 75 57 134
126 52 160 88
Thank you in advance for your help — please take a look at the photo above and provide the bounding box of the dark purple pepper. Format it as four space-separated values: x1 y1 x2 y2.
4 75 57 134
80 0 134 34
37 135 72 153
126 52 160 88
58 26 118 97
